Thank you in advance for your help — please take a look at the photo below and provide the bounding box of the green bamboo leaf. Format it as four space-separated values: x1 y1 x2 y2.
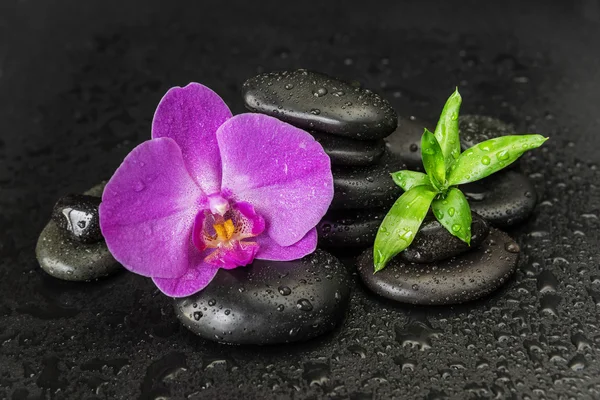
391 170 432 191
373 185 437 272
431 187 472 245
448 134 548 186
434 88 462 170
421 128 446 189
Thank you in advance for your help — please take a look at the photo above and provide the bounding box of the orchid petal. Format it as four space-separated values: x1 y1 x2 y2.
100 138 204 279
218 114 333 247
152 259 220 297
204 241 260 270
152 82 232 194
255 228 318 261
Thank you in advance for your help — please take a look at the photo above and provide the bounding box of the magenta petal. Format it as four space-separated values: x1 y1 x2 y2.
152 83 232 194
205 241 259 270
153 260 220 297
255 228 318 261
218 114 334 246
100 138 205 279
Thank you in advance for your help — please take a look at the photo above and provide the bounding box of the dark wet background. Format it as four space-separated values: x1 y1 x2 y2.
2 0 600 398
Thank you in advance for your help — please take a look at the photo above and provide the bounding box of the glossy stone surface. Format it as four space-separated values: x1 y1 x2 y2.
384 115 433 171
174 250 350 345
331 151 405 210
312 131 385 166
36 182 118 281
399 213 490 263
36 221 120 281
317 209 386 248
242 69 397 140
461 170 537 227
51 194 102 243
357 229 519 305
459 114 515 149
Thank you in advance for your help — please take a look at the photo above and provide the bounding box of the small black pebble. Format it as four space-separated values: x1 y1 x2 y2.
51 194 102 243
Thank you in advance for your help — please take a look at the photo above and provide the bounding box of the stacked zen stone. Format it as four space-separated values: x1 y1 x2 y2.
242 69 403 248
356 214 521 305
354 113 539 305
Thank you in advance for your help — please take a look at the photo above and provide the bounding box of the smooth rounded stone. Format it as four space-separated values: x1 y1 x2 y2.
37 181 119 281
242 69 397 140
459 114 515 149
51 194 102 243
399 213 490 263
460 170 537 227
311 131 385 166
384 115 433 171
357 228 520 305
174 250 350 345
331 151 405 210
317 209 386 248
36 221 120 281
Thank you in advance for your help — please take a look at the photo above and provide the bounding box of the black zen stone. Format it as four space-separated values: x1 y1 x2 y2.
331 151 405 210
460 170 537 227
51 194 102 243
312 131 385 166
242 69 397 140
459 114 515 150
384 115 434 171
317 209 386 248
37 182 119 281
357 229 519 305
173 249 350 345
36 221 121 281
399 213 490 263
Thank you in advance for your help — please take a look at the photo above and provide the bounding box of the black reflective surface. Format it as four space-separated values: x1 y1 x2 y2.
2 1 600 399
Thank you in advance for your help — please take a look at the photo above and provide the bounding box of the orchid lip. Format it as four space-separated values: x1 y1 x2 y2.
192 200 266 269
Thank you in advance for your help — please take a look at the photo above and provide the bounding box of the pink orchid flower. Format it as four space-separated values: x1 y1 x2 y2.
99 83 333 297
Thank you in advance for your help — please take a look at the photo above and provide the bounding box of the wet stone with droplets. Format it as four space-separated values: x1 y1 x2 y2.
331 150 405 210
242 69 397 140
36 183 121 281
51 194 102 243
384 115 434 171
173 249 350 345
399 212 490 263
460 170 537 227
317 209 386 248
459 114 516 150
357 229 519 305
311 131 386 167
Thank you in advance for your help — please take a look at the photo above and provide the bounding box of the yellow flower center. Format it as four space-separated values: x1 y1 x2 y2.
213 219 235 242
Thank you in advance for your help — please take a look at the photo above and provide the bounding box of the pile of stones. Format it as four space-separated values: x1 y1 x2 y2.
242 69 403 249
35 69 542 344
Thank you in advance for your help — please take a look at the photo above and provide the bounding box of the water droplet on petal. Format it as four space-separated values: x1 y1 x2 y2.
134 180 145 192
